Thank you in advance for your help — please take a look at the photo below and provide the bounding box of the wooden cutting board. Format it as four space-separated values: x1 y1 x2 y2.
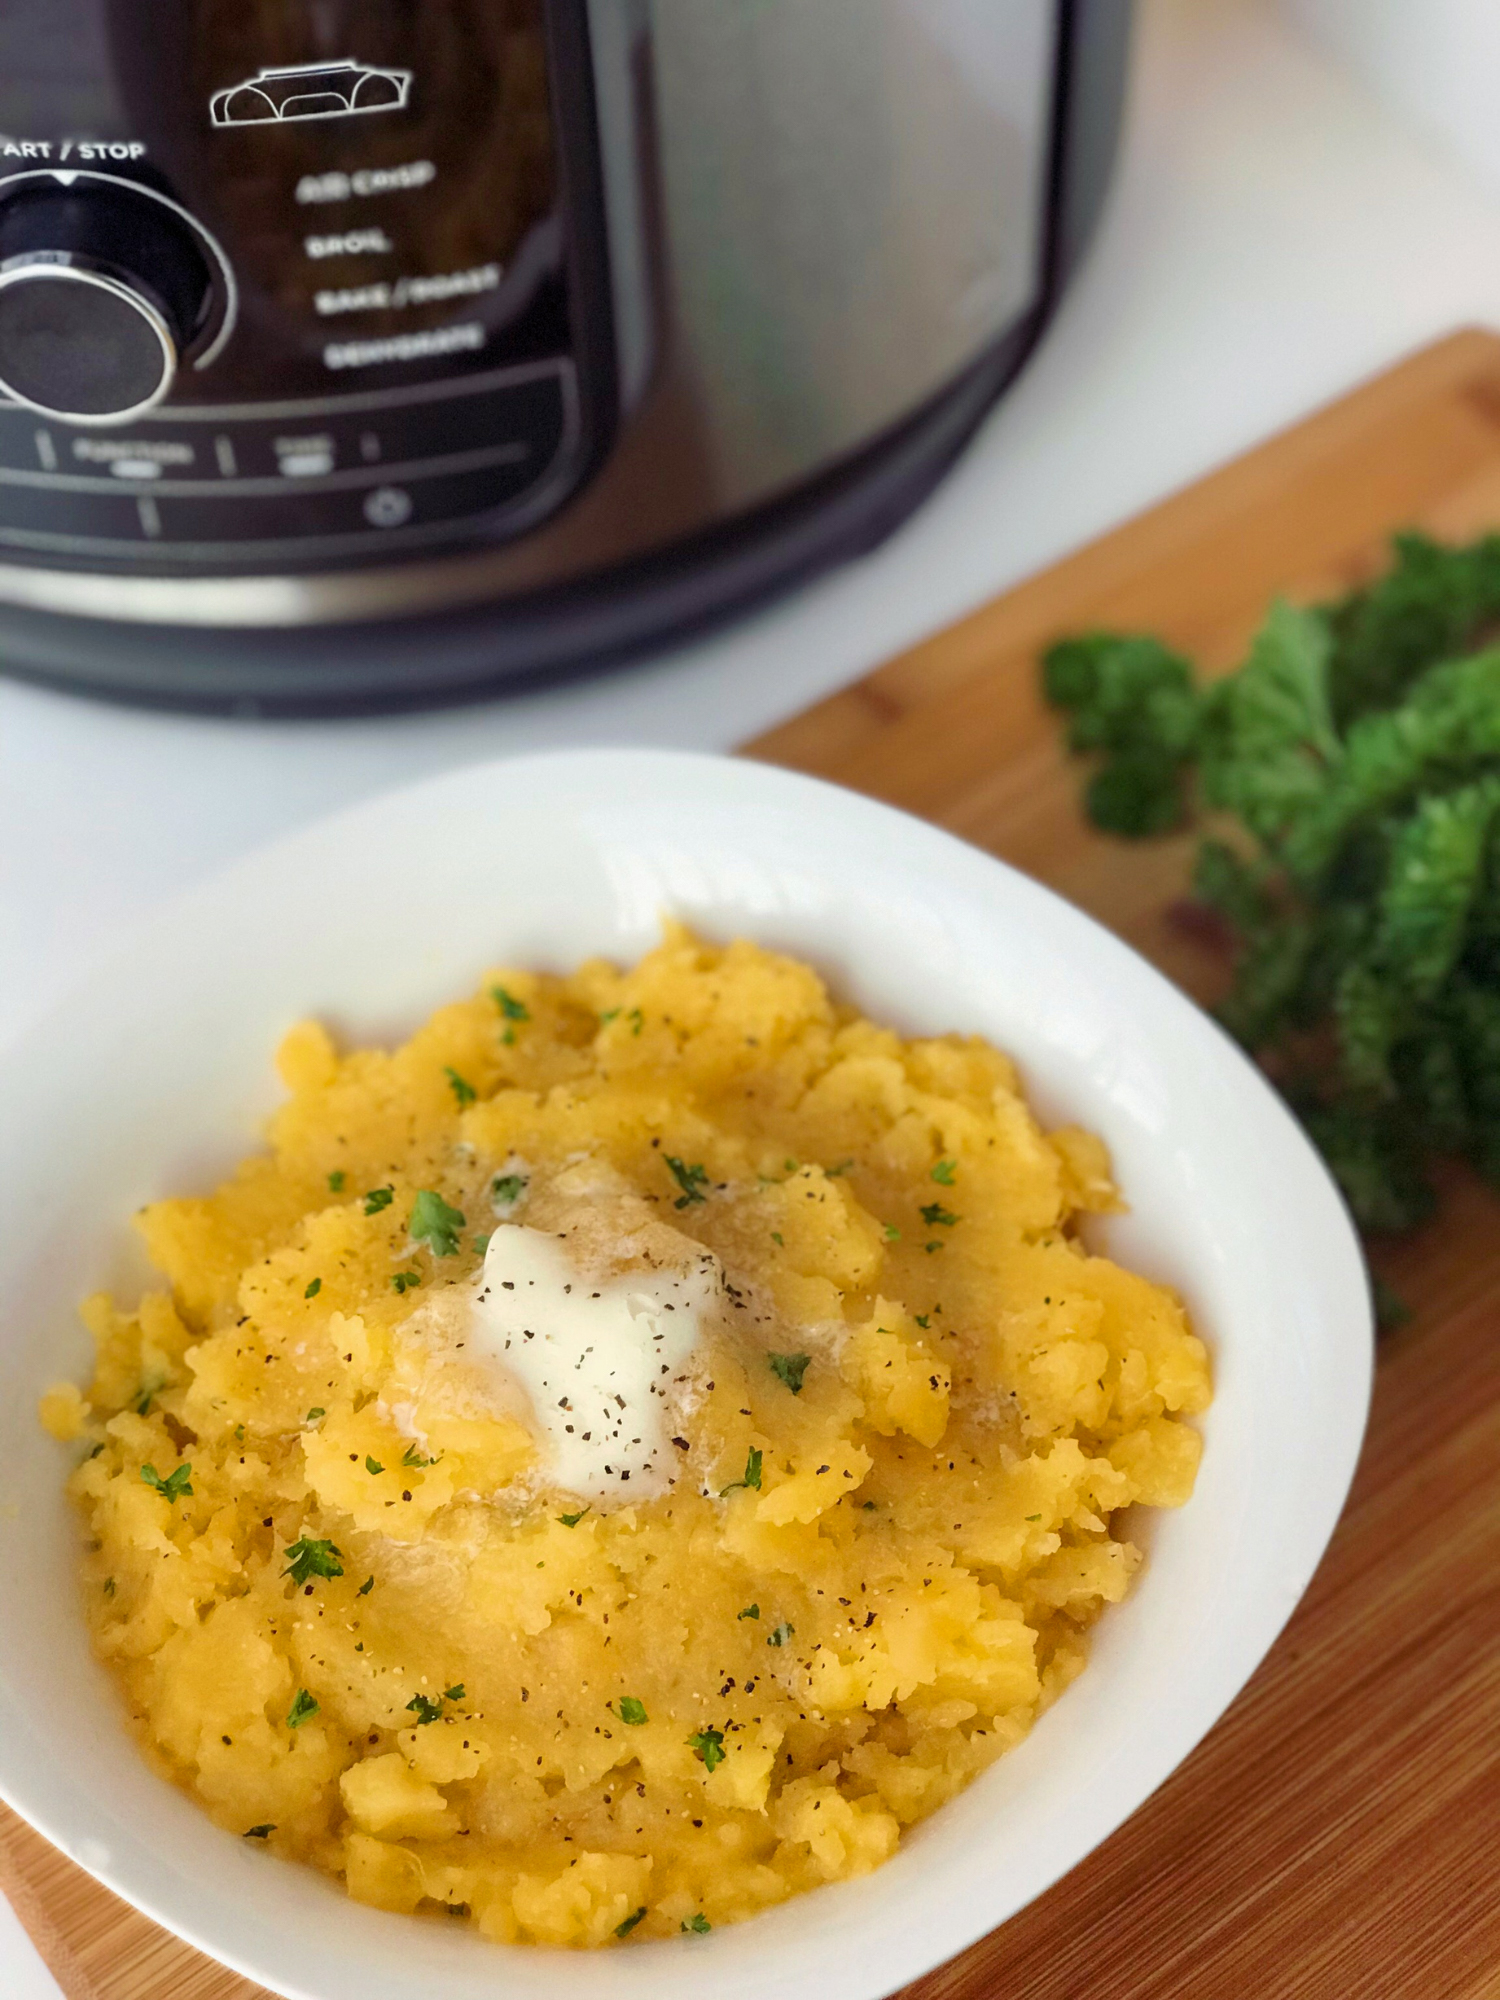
6 326 1499 2000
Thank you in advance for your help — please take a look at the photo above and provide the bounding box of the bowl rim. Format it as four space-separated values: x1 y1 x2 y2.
0 746 1373 2000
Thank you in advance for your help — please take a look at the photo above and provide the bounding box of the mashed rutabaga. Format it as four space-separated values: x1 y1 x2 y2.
41 929 1210 1947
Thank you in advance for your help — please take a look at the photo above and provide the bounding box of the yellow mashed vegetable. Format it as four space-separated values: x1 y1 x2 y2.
43 928 1210 1947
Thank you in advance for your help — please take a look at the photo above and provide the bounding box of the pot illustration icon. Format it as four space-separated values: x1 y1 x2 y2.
210 61 412 127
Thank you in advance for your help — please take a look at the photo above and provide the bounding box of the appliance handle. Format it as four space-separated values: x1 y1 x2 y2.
1049 0 1135 289
585 0 658 415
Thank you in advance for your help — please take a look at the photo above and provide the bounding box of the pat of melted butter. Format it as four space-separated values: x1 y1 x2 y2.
470 1224 717 1499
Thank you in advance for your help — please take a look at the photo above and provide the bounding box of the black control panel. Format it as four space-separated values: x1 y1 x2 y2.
0 360 576 561
0 0 613 572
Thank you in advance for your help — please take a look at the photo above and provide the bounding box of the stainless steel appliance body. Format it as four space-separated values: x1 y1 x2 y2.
0 1 1132 710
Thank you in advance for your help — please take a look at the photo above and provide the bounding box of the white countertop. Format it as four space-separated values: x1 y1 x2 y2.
6 0 1500 1988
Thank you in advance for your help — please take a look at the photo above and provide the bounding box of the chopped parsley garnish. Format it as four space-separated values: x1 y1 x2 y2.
616 1696 648 1725
472 1232 491 1256
140 1462 192 1504
883 1223 901 1241
665 1155 709 1207
492 985 529 1042
491 1173 528 1207
767 1352 811 1394
283 1537 343 1587
327 1171 345 1193
1043 533 1500 1250
598 1007 621 1026
244 1824 275 1839
826 1159 854 1177
682 1913 712 1934
931 1158 958 1184
615 1907 647 1939
767 1622 794 1648
444 1066 477 1107
406 1693 444 1725
914 1314 930 1329
770 1230 784 1245
303 1277 321 1299
687 1726 726 1773
402 1443 437 1469
628 1008 644 1035
410 1188 465 1257
286 1689 319 1729
102 1577 116 1597
559 1505 591 1527
919 1202 958 1228
391 1271 421 1293
364 1185 394 1215
357 1575 374 1596
444 1684 465 1702
490 984 530 1022
1026 1513 1043 1522
924 1241 945 1254
720 1447 762 1496
365 1456 384 1476
738 1603 760 1620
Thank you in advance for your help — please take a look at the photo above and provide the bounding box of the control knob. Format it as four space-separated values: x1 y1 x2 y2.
0 180 213 425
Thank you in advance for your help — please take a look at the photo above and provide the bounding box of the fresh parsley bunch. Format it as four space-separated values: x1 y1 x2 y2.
1042 532 1500 1240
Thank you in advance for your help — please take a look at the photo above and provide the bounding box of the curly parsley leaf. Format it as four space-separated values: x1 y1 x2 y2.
1042 631 1201 835
767 1352 811 1394
1326 529 1500 725
1044 532 1500 1251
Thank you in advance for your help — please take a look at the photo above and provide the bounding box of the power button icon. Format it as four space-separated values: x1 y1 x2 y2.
363 484 413 528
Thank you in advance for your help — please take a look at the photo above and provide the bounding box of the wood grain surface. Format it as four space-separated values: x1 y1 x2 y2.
5 327 1499 2000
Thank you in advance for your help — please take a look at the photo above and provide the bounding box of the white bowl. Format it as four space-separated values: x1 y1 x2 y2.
0 748 1371 2000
